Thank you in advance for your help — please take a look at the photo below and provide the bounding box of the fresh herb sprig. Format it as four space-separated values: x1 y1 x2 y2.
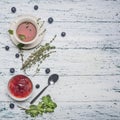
21 35 57 71
18 95 57 117
8 29 13 35
17 43 25 50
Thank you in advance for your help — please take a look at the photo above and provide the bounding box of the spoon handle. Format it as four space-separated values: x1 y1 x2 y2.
30 85 49 104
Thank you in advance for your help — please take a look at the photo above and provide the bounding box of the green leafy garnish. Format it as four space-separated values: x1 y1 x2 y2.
20 95 57 117
17 43 25 50
19 34 26 40
8 29 13 35
21 35 56 71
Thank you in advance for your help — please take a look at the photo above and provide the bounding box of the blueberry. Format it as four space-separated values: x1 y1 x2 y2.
61 32 66 37
45 68 50 74
10 68 15 73
48 17 54 24
34 5 38 10
9 103 15 109
35 84 40 89
11 7 16 13
15 53 19 58
5 46 10 51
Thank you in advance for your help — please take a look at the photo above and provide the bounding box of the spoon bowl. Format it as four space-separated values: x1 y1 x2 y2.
48 74 59 85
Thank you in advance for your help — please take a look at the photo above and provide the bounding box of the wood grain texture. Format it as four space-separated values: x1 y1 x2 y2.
0 101 120 120
0 0 120 119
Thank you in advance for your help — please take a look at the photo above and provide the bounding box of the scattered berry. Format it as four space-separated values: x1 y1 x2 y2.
9 103 15 109
15 53 19 58
34 5 38 10
45 68 50 74
5 46 10 51
48 17 54 24
10 68 15 73
61 32 66 37
35 84 40 89
11 7 16 13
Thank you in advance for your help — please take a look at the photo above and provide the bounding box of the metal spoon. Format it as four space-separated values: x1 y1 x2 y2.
30 74 59 104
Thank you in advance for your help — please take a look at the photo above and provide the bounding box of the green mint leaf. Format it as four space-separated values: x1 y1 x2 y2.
29 105 37 109
25 109 39 117
17 43 25 50
46 108 54 112
19 34 26 40
8 29 13 35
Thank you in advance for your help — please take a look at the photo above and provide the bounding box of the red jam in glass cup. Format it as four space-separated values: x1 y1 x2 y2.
8 75 33 101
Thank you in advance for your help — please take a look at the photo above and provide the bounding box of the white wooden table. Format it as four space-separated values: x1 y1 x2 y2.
0 0 120 119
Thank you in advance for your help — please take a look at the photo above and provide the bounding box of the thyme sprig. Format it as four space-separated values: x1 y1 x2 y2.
21 35 57 71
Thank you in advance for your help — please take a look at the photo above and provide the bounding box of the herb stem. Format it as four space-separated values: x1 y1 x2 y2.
39 21 45 29
17 105 27 110
50 35 57 43
39 29 46 36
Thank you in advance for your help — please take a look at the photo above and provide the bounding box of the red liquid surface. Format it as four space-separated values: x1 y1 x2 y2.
16 22 37 42
8 75 33 98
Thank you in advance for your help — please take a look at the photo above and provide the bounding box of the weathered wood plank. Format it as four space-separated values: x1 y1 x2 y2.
1 22 120 49
0 101 120 120
43 22 120 49
0 76 120 101
0 0 120 22
0 49 120 76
